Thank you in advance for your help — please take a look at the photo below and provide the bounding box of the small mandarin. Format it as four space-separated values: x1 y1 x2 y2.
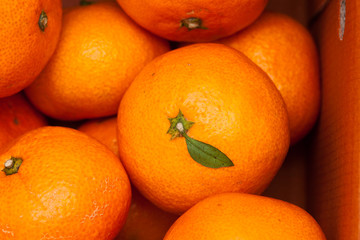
0 93 47 150
115 187 179 240
216 12 320 144
78 117 119 156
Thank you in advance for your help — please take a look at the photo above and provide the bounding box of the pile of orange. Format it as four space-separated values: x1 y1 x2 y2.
0 0 326 239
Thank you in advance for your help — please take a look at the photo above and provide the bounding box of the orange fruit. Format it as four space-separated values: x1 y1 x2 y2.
0 126 131 239
0 0 62 98
78 117 119 157
164 192 326 239
115 187 179 240
25 1 170 121
0 93 47 150
116 0 268 42
118 43 290 214
78 116 179 240
216 12 320 145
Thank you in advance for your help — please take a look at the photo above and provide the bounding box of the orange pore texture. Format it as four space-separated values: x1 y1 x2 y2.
115 187 179 240
78 117 119 157
116 0 268 42
217 12 320 144
78 116 179 240
25 1 170 121
0 0 62 98
118 43 290 214
0 93 47 150
0 126 131 239
164 193 326 240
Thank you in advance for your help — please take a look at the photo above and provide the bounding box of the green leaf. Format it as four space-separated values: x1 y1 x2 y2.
167 109 234 169
183 133 234 169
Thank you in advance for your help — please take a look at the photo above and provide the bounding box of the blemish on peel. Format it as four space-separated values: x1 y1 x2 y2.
339 0 346 41
180 17 207 30
13 118 19 125
2 228 14 237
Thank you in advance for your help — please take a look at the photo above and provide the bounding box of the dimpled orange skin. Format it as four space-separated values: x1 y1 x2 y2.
0 93 47 150
78 116 179 240
0 0 62 98
164 193 327 240
115 187 179 240
78 117 119 157
116 0 268 42
25 2 170 121
118 43 290 214
0 126 131 239
216 12 320 145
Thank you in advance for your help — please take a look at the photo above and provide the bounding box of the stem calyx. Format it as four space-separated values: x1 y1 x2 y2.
167 110 194 140
38 10 48 32
2 157 23 175
180 17 207 31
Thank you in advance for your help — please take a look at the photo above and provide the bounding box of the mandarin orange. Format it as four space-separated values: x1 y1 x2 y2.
116 0 268 42
25 2 170 121
78 116 179 240
118 43 290 214
0 126 131 239
78 117 119 156
216 12 320 144
115 187 179 240
0 0 62 97
164 193 326 239
0 93 47 150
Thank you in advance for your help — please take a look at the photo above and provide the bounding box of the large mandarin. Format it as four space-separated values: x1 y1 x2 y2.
116 0 268 42
25 2 170 121
0 0 62 97
0 127 131 239
117 43 290 214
